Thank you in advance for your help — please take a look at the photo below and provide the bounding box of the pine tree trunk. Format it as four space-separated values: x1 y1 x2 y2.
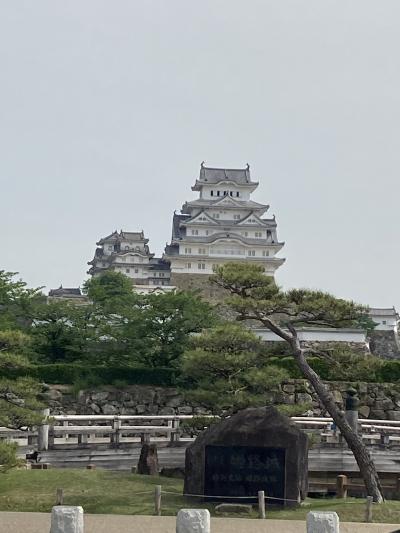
294 347 384 503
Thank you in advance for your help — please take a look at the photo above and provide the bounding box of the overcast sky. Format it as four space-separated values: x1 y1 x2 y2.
1 1 399 308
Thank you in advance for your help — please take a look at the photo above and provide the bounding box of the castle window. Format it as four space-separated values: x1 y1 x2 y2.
211 190 214 196
244 231 248 237
255 232 262 238
234 214 240 220
262 250 270 257
229 191 233 196
125 245 129 250
184 247 192 254
223 190 228 196
187 262 191 269
247 250 256 256
198 263 206 270
236 191 239 197
198 248 206 254
126 268 130 273
108 245 113 250
191 229 199 235
217 190 220 196
205 230 209 235
134 268 139 273
102 262 107 267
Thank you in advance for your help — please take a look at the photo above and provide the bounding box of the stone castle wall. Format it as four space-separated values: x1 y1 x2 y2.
369 330 400 360
44 380 400 420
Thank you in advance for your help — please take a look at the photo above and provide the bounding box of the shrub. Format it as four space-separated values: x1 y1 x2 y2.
0 364 177 387
0 441 23 472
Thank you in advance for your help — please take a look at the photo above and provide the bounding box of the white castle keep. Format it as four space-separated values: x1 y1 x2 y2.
164 164 285 277
87 163 286 287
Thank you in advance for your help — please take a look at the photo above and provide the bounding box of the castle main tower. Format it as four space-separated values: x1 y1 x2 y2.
164 164 285 286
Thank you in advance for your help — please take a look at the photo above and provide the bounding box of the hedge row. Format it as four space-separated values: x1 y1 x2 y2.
0 364 177 387
2 358 400 386
268 357 400 383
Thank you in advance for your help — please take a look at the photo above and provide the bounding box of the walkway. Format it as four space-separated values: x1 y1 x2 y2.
0 513 399 533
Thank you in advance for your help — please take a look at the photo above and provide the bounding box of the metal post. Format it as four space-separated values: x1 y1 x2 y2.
258 490 266 519
154 485 162 516
38 408 50 451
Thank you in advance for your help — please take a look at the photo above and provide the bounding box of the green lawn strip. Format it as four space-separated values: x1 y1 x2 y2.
0 470 400 523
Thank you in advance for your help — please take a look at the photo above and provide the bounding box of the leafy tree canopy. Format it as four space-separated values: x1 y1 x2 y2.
182 323 288 414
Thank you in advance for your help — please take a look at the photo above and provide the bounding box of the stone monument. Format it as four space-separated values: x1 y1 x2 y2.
184 406 308 506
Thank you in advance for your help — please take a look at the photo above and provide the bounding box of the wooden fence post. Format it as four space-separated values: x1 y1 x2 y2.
365 496 373 523
396 477 400 500
336 475 348 499
56 488 64 505
154 485 162 516
258 490 266 519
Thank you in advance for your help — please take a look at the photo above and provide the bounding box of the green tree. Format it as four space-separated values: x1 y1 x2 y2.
0 272 45 429
84 272 215 367
29 300 98 363
0 330 43 429
212 262 384 503
83 271 137 312
182 323 288 414
0 270 43 329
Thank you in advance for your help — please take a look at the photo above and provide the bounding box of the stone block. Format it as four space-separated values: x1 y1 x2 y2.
358 405 370 418
331 390 343 404
387 410 400 421
50 506 84 533
370 410 386 420
102 404 118 415
159 407 175 415
282 384 295 393
176 509 210 533
178 406 193 415
296 392 313 404
136 404 146 414
215 503 252 515
282 394 295 405
89 403 101 414
91 391 109 402
137 443 159 475
306 511 339 533
358 382 368 394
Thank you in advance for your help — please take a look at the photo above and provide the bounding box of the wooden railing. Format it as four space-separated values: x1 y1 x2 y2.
2 415 400 450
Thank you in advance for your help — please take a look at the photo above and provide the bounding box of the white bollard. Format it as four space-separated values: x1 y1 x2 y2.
50 506 84 533
176 509 210 533
306 511 340 533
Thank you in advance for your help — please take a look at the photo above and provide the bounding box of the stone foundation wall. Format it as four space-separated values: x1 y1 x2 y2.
369 331 400 359
44 380 400 420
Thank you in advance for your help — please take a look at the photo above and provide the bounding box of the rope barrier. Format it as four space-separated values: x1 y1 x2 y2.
161 490 299 503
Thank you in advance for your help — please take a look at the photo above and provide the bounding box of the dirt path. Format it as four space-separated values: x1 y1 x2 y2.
1 512 399 533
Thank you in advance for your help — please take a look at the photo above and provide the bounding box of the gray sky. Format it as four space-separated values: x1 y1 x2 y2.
1 1 399 308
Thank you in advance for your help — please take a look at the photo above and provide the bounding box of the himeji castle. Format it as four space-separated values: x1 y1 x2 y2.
86 164 285 292
164 163 285 281
87 230 171 290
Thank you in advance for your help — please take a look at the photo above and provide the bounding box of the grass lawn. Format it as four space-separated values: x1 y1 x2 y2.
0 469 400 524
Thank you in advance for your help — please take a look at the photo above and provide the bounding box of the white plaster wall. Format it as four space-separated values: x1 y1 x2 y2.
370 315 398 332
253 328 367 343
